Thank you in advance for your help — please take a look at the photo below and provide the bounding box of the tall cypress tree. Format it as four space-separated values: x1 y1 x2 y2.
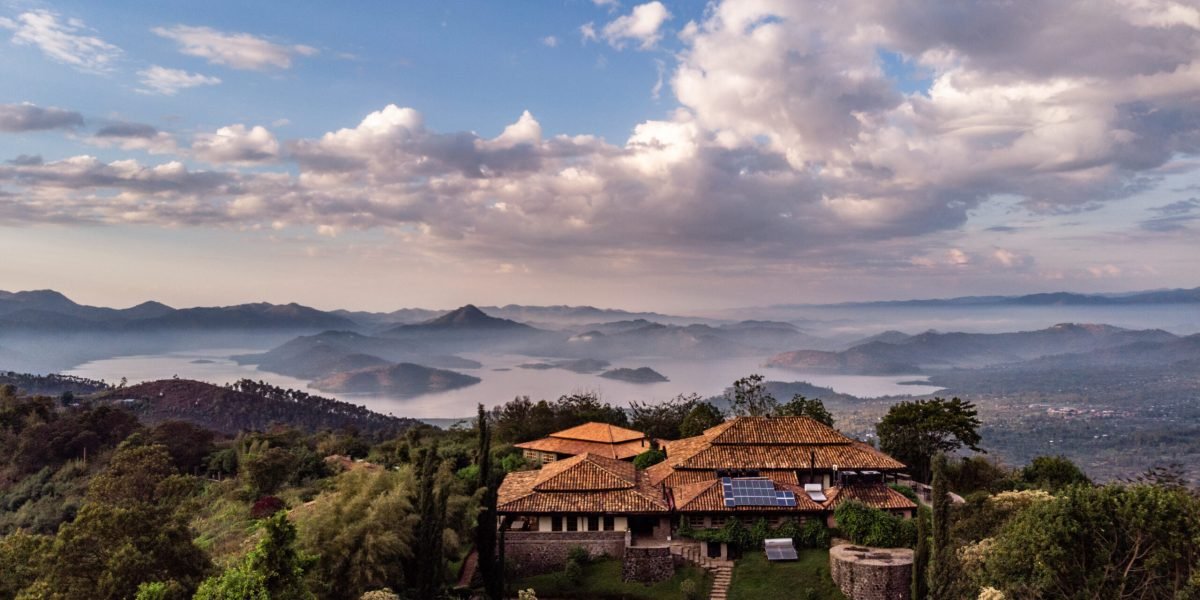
475 404 502 599
413 442 446 599
912 506 931 600
929 454 955 598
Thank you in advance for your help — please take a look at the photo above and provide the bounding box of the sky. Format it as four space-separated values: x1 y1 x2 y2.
0 0 1198 312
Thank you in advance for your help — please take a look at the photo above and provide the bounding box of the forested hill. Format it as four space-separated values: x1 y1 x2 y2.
0 371 110 396
97 379 420 439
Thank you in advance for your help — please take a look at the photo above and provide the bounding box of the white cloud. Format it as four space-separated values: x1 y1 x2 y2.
1 10 120 72
192 124 280 164
599 1 671 49
152 25 316 70
541 35 558 47
137 65 221 95
580 22 598 42
88 121 177 154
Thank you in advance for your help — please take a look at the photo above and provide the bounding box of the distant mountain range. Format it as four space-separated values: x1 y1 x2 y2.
795 287 1200 309
767 323 1185 374
0 289 354 332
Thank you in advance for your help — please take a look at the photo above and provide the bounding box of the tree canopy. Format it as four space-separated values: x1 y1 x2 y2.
876 397 983 482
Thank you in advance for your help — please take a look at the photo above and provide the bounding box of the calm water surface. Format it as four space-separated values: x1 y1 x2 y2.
67 349 942 418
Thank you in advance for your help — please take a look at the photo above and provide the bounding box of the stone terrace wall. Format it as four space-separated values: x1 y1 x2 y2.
829 544 913 600
622 546 675 583
504 531 628 576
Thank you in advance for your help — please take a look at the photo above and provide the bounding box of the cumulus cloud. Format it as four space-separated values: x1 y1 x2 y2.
0 103 83 132
0 10 120 72
598 1 671 49
541 35 558 47
3 0 1200 288
137 65 221 95
192 124 280 164
152 25 317 70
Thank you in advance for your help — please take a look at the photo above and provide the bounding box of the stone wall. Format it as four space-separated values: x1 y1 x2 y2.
829 544 913 600
503 531 628 576
622 546 675 583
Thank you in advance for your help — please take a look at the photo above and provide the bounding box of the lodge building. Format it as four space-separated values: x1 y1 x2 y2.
496 415 916 574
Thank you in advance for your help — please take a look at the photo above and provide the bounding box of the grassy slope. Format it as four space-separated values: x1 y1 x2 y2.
516 558 711 599
728 550 846 600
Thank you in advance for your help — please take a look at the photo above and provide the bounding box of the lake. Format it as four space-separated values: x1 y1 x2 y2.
65 349 942 418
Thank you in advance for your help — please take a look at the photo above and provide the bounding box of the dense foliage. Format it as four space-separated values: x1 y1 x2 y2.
489 393 628 443
677 516 830 552
832 501 916 549
876 397 983 482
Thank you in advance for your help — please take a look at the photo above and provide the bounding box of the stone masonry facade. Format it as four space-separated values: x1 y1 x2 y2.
829 544 913 600
503 530 628 576
621 546 676 583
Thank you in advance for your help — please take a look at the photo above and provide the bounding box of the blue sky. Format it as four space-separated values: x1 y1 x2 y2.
0 0 1198 311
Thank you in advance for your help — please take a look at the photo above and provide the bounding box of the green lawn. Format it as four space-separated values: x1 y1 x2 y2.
728 549 846 600
514 557 711 599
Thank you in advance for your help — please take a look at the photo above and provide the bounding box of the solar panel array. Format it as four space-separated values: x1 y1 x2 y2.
764 538 799 561
720 477 798 507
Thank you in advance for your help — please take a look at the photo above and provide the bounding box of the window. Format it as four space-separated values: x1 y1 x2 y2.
603 516 615 531
710 516 726 528
567 516 578 532
588 516 599 531
687 515 706 529
552 516 563 532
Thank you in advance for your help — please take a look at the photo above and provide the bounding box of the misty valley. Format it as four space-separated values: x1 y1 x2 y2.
2 287 1199 484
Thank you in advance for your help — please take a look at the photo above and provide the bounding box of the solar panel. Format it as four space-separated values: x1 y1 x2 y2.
720 477 799 507
765 538 799 561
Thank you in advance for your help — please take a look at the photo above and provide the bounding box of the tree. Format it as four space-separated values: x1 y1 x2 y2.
1021 455 1089 492
633 447 666 469
298 468 415 599
876 397 983 482
983 483 1200 599
629 394 700 440
679 402 724 437
475 405 502 600
30 445 210 600
912 506 931 600
727 374 778 417
0 530 50 599
412 443 447 599
929 454 955 599
776 395 834 426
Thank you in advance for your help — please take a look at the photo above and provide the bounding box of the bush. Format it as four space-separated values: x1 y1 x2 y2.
797 518 831 548
566 545 590 565
250 496 285 519
889 484 919 503
834 500 915 548
359 590 400 600
680 578 700 600
563 558 584 586
633 448 666 469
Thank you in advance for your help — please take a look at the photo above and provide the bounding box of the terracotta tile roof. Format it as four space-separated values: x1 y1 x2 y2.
550 422 646 444
671 479 825 513
646 463 800 489
497 453 669 514
514 436 648 460
671 442 905 471
702 416 850 445
823 484 918 511
533 453 637 492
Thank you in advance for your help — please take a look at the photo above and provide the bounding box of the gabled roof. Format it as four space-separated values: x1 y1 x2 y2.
823 484 918 511
701 416 849 445
497 453 669 514
662 416 905 472
551 422 646 444
533 453 637 492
